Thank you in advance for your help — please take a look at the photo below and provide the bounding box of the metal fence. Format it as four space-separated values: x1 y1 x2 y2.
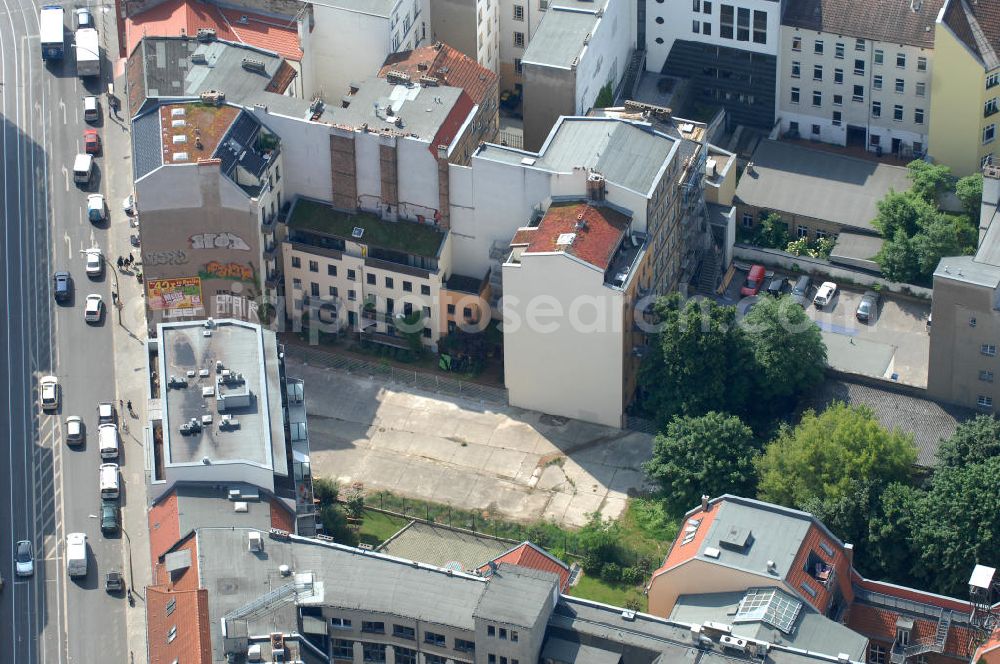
624 415 659 435
497 129 523 149
287 345 510 405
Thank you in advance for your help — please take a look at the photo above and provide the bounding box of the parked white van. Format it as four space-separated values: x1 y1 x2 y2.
73 153 93 185
99 463 119 500
97 423 119 460
66 532 87 578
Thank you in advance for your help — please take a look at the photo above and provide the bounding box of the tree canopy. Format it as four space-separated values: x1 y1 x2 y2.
936 414 1000 467
956 172 983 222
755 403 917 507
644 412 758 514
906 160 953 204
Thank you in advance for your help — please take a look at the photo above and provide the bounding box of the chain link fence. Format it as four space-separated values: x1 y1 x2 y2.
287 345 509 405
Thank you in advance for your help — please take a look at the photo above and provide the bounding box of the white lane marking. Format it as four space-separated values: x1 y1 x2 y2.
64 233 71 260
58 98 64 124
60 165 67 191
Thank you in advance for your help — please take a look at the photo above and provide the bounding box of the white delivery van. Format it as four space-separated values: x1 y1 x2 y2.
73 153 93 185
66 532 87 577
97 423 119 460
99 463 119 499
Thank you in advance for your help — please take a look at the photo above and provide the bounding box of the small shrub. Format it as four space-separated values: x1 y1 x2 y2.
582 552 603 574
621 566 643 585
601 562 622 583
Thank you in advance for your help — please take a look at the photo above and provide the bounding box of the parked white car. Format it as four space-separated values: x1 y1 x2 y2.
813 282 838 309
85 248 103 277
87 194 106 223
122 194 135 215
40 375 59 411
84 294 104 323
65 415 84 445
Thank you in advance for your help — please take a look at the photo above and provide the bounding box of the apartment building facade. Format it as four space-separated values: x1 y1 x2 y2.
776 0 940 157
430 0 500 73
646 0 781 128
927 0 1000 176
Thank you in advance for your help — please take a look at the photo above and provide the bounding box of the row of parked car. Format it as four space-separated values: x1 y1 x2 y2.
739 265 880 322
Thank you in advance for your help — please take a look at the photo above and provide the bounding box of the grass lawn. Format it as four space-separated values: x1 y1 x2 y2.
572 574 646 611
358 510 410 548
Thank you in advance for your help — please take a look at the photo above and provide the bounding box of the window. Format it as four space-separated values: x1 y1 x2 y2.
396 648 417 664
513 4 523 20
386 298 394 314
989 72 1000 89
917 56 927 71
987 98 999 117
737 7 750 41
812 90 822 107
870 645 887 664
835 42 844 59
291 256 301 269
980 370 994 383
421 284 430 296
986 124 997 145
752 10 766 44
791 87 800 104
853 85 864 102
982 344 997 356
385 276 394 289
393 625 415 640
895 78 905 94
539 0 547 9
366 273 376 285
347 269 356 281
487 626 496 637
499 628 508 640
167 626 177 643
983 153 995 169
488 656 496 664
855 38 865 51
513 31 524 47
797 225 810 238
742 212 754 228
703 21 712 35
422 306 431 318
872 101 881 118
720 4 733 38
692 19 700 33
704 1 712 13
292 277 302 290
791 61 800 78
978 395 994 408
311 282 320 297
456 639 476 654
896 52 906 68
833 110 842 126
692 0 700 9
514 58 523 75
463 306 474 320
329 286 338 297
447 304 456 315
362 621 385 634
893 104 903 121
792 36 802 51
833 94 843 106
425 656 447 664
854 59 864 76
327 264 337 277
914 108 924 124
870 134 881 146
814 40 824 55
813 64 823 81
834 68 843 84
333 639 354 660
348 289 356 301
402 281 412 292
363 643 386 664
512 631 519 643
424 632 446 647
873 74 883 90
422 327 432 338
309 260 319 272
811 123 821 135
916 81 926 96
166 598 177 615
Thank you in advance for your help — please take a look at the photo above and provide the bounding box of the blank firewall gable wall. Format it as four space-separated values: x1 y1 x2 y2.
330 131 357 210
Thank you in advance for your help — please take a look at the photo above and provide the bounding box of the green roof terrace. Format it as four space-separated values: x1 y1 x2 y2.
288 198 446 259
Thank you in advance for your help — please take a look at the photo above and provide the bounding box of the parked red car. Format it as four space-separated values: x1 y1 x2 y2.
83 129 101 155
740 264 766 297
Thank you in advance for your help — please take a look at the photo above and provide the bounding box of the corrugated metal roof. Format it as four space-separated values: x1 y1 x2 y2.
132 109 164 180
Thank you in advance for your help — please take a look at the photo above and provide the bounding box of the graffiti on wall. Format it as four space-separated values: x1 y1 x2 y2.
200 261 256 283
190 232 251 251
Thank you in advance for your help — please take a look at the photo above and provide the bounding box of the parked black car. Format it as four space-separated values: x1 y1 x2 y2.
53 271 72 302
790 275 812 307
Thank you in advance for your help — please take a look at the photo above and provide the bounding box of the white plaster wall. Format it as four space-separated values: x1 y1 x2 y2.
250 108 333 203
308 5 391 101
646 0 780 73
355 132 384 213
574 0 633 113
397 138 441 219
137 163 249 211
502 255 625 427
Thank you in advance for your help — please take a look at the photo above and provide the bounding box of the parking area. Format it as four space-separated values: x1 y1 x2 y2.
287 356 655 527
722 265 931 386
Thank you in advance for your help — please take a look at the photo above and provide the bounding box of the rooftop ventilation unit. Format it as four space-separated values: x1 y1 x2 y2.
234 501 248 513
556 232 576 245
352 227 365 238
239 14 249 23
248 531 263 552
171 107 186 117
199 90 225 105
196 28 216 42
190 53 208 65
242 58 266 74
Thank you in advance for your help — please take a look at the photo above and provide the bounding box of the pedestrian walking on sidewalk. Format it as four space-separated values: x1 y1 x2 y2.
117 256 124 269
126 400 134 416
128 252 134 265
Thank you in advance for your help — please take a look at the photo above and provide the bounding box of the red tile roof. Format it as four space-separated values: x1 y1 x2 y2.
432 90 476 155
270 498 296 533
518 202 630 271
853 576 973 614
380 43 498 106
126 0 302 61
787 524 854 614
148 535 211 664
149 489 180 566
846 603 897 643
973 629 1000 664
651 501 722 580
478 542 571 591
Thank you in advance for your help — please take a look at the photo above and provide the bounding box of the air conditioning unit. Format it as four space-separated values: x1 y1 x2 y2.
248 531 263 553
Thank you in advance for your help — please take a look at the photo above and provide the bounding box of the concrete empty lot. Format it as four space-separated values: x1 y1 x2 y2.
287 357 654 528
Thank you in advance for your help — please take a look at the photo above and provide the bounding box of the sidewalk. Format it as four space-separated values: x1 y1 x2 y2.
102 46 152 664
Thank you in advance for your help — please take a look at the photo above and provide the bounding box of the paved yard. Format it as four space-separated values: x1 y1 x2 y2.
288 357 654 528
723 267 930 386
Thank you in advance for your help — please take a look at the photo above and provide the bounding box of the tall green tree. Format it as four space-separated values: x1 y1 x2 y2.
741 296 827 414
907 160 953 204
912 215 963 276
867 481 921 584
644 412 758 513
753 213 791 249
956 172 984 221
876 229 921 284
755 403 917 507
639 294 753 423
872 191 935 238
905 457 1000 595
937 414 1000 467
800 478 883 575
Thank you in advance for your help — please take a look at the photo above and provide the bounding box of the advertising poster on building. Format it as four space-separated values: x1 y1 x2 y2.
146 276 204 312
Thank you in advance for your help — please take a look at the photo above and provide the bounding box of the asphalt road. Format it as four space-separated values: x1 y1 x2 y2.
0 2 128 662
